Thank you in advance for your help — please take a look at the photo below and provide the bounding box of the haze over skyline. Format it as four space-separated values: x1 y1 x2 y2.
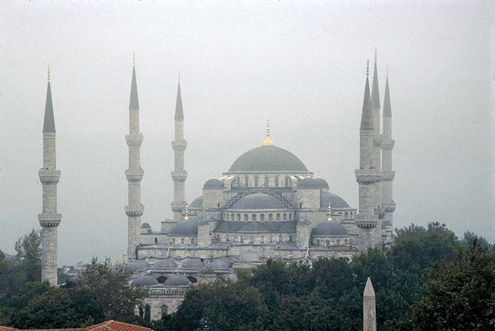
1 0 493 264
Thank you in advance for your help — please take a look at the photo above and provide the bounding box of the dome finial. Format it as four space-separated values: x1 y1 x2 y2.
47 65 50 82
318 172 321 178
210 172 215 179
366 60 369 77
262 120 274 146
327 202 333 222
184 203 189 221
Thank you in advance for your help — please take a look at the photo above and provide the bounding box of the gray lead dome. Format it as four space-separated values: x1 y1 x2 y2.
130 274 159 287
203 178 224 190
297 178 329 189
228 146 307 173
312 222 348 236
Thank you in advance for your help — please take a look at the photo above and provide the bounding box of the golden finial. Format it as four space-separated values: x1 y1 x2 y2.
306 172 311 179
317 172 321 179
366 60 369 77
327 202 333 222
184 204 189 221
133 52 135 66
210 173 215 179
47 66 50 82
262 120 274 146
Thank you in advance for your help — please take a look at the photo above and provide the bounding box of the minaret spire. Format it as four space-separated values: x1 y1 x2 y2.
125 58 144 259
39 70 62 285
171 76 188 221
370 50 383 223
381 72 395 224
360 61 373 131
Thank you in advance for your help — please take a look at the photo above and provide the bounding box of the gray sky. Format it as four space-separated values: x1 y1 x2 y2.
1 0 493 265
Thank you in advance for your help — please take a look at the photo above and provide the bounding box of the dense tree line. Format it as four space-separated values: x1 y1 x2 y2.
0 230 146 328
156 223 494 330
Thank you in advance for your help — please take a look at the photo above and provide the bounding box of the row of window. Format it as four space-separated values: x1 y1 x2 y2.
232 175 292 188
314 238 351 247
224 212 294 222
216 233 294 244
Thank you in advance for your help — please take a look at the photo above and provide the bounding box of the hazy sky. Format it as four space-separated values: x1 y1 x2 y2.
1 1 493 265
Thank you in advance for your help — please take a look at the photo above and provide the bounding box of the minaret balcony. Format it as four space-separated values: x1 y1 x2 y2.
38 169 61 183
171 140 187 150
355 169 381 184
381 171 395 181
382 201 396 213
381 139 395 150
126 134 143 147
171 201 187 213
125 169 144 182
125 204 144 217
356 219 378 229
38 213 62 227
171 171 187 182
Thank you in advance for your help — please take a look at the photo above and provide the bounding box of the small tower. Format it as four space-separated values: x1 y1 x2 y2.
38 68 62 286
171 75 188 221
381 70 396 223
125 58 144 259
355 61 380 249
363 277 377 331
371 51 383 218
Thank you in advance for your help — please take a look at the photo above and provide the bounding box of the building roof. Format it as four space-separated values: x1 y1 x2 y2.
203 178 224 190
209 258 233 269
360 66 373 131
382 220 392 227
141 222 151 229
181 258 205 270
198 265 215 274
169 221 198 236
175 82 183 120
125 259 150 272
214 220 297 234
230 192 287 210
190 196 203 209
227 146 307 173
130 274 159 287
320 191 350 209
87 320 150 331
152 258 178 270
312 222 348 236
297 178 329 189
383 76 392 117
164 274 191 287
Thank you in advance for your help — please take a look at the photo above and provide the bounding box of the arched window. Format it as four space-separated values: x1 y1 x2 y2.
231 213 234 220
260 214 265 221
316 239 320 246
171 238 175 244
268 214 273 221
278 235 283 242
237 213 241 221
275 177 279 187
226 235 230 242
250 235 254 243
240 236 244 243
191 237 196 244
276 213 281 221
252 214 257 221
326 240 330 247
289 234 293 242
260 235 265 243
289 214 293 220
254 176 259 187
264 177 269 187
270 235 273 243
285 176 290 187
144 305 151 323
244 214 248 221
187 276 197 283
154 237 158 244
181 238 185 244
283 213 287 220
245 176 249 187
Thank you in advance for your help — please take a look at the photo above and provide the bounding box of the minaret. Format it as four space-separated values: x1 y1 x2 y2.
381 70 396 223
125 58 144 259
38 68 61 286
363 277 377 331
355 61 380 248
371 50 383 217
171 75 188 221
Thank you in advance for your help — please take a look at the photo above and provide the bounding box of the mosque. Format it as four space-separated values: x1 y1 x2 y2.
37 54 395 319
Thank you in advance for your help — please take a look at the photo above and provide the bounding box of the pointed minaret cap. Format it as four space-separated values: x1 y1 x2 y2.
175 74 184 120
363 277 375 297
371 49 381 110
360 61 373 131
383 71 392 117
262 120 274 146
129 62 139 110
43 66 56 133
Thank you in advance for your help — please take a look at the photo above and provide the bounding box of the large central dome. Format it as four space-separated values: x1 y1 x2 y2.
227 146 308 173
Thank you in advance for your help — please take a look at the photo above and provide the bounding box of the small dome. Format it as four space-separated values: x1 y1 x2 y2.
203 178 225 190
312 222 348 236
126 259 151 272
181 258 205 270
152 258 178 270
382 220 392 227
141 222 151 229
198 266 215 274
297 178 329 189
190 196 203 209
164 274 191 287
228 146 307 173
210 258 233 269
230 193 287 210
320 191 350 209
238 250 259 262
130 274 159 287
169 221 198 236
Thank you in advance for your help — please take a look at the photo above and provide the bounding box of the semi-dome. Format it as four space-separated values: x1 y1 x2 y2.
203 178 225 190
230 193 287 210
152 258 178 270
169 221 198 236
130 274 159 287
126 259 150 272
382 220 392 227
181 258 205 270
164 274 191 287
320 191 350 209
210 258 233 269
228 146 307 173
141 222 151 229
297 178 329 189
190 196 203 209
312 222 348 236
